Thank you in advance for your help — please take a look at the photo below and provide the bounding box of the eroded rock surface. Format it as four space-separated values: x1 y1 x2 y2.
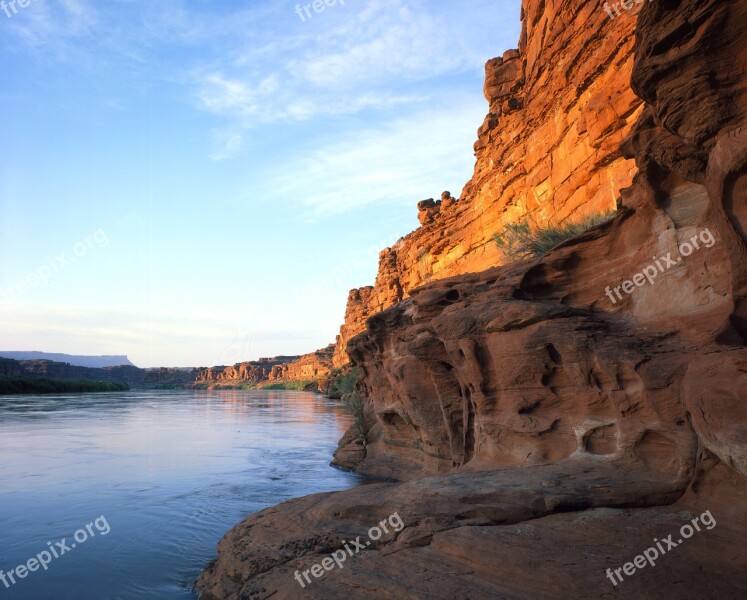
333 0 646 365
195 345 335 389
197 0 747 597
197 458 746 599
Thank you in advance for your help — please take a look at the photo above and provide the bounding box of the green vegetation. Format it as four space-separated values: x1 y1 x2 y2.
330 368 359 397
346 392 367 446
493 211 616 259
194 380 318 391
0 377 130 395
257 380 317 391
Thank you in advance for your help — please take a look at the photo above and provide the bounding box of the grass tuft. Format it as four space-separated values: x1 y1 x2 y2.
494 211 616 259
345 392 367 446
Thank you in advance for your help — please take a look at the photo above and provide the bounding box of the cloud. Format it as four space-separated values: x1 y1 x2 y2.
4 0 98 50
260 94 487 217
2 0 519 154
209 130 245 161
198 73 278 118
189 0 519 133
290 0 479 89
195 68 423 126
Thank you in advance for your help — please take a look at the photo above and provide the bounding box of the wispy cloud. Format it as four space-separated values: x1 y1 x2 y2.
189 0 518 148
289 0 486 89
209 129 245 161
2 0 519 155
5 0 98 50
198 73 278 118
196 68 422 124
259 95 487 217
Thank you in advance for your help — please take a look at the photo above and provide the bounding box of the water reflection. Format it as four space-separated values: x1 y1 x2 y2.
0 390 361 600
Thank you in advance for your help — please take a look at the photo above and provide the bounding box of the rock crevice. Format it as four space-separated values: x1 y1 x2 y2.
197 0 747 597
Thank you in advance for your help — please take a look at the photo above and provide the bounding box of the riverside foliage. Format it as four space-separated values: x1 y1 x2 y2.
0 377 130 395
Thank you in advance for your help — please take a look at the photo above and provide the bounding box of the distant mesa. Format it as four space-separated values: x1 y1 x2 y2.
0 352 136 368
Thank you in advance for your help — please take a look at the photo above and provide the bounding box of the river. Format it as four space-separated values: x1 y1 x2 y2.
0 390 362 599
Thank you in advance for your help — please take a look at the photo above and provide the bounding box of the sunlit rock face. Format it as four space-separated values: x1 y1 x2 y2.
340 0 747 485
195 345 335 388
333 0 645 366
198 0 747 597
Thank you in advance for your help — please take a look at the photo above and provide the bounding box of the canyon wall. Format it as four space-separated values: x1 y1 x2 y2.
0 358 197 389
333 0 646 366
270 344 335 382
339 0 747 482
198 1 747 597
333 288 373 367
0 351 135 367
0 349 337 392
195 345 335 389
194 356 298 386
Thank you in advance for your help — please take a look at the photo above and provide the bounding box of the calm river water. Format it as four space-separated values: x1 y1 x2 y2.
0 390 362 599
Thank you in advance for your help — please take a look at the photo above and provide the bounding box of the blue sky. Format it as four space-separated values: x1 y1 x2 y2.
0 0 521 368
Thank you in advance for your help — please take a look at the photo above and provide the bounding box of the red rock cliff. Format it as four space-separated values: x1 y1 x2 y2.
194 356 299 386
198 0 747 597
270 344 335 383
195 346 335 389
339 0 747 482
333 0 645 366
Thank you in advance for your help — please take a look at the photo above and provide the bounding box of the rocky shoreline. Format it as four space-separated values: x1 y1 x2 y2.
196 0 747 598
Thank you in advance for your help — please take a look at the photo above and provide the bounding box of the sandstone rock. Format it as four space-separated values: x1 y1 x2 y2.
416 198 437 211
198 0 747 597
416 198 441 225
440 190 457 211
333 288 374 368
270 344 335 383
332 0 645 366
197 458 747 600
194 346 335 389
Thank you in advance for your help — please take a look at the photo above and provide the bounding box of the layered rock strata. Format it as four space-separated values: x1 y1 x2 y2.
333 0 646 365
194 356 299 387
197 0 747 598
195 345 335 389
333 288 373 367
270 344 335 382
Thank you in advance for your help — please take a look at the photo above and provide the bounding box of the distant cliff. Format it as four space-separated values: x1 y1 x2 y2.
0 347 339 392
193 355 300 387
0 351 135 368
194 345 335 390
0 357 196 389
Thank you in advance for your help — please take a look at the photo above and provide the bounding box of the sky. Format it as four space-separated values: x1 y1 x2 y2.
0 0 521 368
